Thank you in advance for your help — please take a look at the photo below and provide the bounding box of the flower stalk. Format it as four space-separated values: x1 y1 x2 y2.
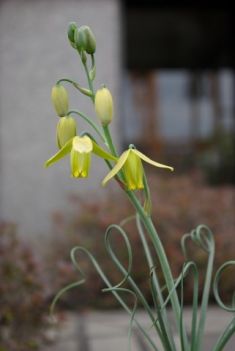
45 22 235 351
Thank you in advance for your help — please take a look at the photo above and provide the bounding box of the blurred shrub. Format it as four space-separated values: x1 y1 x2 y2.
46 173 235 309
198 132 235 185
0 223 51 351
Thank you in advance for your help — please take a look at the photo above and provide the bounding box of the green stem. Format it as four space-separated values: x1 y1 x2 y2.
80 54 187 350
103 125 118 157
72 247 160 351
126 190 189 350
104 225 165 348
101 124 188 349
136 215 176 351
57 78 92 97
68 109 105 142
83 61 95 102
212 318 235 351
195 242 215 351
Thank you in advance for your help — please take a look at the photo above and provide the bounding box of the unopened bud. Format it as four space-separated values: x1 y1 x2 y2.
56 116 77 149
74 25 96 54
74 26 87 51
51 84 69 117
82 26 96 54
95 87 113 126
67 22 77 49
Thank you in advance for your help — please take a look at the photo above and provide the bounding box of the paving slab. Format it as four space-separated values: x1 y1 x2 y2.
44 313 78 351
45 309 235 351
89 336 140 351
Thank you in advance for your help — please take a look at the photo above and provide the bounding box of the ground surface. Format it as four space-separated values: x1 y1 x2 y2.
45 307 235 351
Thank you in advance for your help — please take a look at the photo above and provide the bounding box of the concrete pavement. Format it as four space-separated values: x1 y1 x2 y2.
45 308 235 351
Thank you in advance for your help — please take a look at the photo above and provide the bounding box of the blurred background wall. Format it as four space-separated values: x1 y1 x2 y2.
0 0 121 240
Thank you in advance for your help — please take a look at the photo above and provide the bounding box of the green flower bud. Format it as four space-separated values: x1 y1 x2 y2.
95 87 113 126
56 116 77 149
82 26 96 54
74 26 87 51
67 22 77 49
51 84 69 117
74 25 96 54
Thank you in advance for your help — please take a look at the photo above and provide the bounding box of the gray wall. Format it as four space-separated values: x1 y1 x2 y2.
0 0 121 240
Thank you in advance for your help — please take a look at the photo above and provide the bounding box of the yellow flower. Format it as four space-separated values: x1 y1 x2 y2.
51 84 69 117
70 136 92 178
102 148 174 190
45 135 117 179
95 87 113 126
56 116 77 149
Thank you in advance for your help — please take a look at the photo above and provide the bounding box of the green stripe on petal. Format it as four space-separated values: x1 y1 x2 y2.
102 149 130 186
92 141 117 161
44 138 73 168
132 149 174 171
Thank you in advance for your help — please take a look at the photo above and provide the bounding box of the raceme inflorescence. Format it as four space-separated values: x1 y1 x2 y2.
45 22 235 351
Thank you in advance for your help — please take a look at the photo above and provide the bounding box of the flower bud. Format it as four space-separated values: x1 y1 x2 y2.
95 87 113 126
74 26 87 51
51 84 69 117
74 29 82 51
67 22 77 49
74 25 96 54
56 116 77 149
82 26 96 54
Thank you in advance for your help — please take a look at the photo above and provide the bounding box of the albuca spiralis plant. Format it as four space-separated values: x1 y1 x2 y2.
45 22 235 351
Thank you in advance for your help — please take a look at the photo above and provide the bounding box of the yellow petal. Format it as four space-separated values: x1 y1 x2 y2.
70 149 91 178
102 149 130 186
132 149 174 171
92 141 117 161
44 138 73 168
72 135 93 153
123 150 144 190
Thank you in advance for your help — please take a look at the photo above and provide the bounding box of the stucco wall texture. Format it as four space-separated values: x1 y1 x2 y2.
0 0 121 239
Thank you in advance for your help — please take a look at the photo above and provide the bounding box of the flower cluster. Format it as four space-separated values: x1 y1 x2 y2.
46 82 173 189
45 23 173 191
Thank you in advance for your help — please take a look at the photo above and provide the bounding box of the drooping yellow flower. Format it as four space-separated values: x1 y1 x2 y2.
95 87 113 126
51 84 69 117
102 148 174 190
45 135 117 179
56 116 77 149
70 136 93 178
